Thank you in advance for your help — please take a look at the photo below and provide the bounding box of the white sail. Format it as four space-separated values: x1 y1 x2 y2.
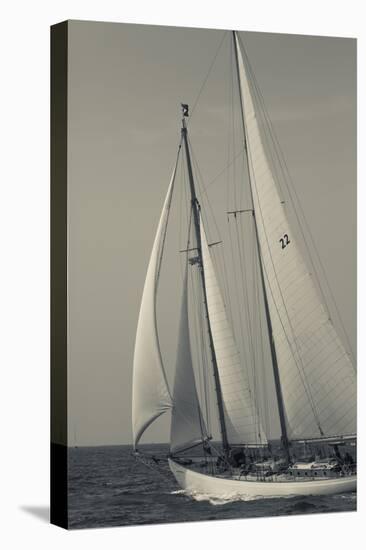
200 217 267 445
170 262 207 453
132 164 178 448
235 33 356 440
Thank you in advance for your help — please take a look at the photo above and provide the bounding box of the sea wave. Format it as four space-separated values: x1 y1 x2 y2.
171 488 294 505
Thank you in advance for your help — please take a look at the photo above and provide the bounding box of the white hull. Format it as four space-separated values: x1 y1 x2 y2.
169 459 356 499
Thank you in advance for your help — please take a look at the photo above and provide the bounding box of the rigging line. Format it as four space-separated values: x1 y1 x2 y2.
243 46 322 260
181 215 202 438
227 56 257 412
253 229 270 435
238 36 306 224
218 39 238 331
198 179 236 332
234 216 260 444
184 134 225 440
178 149 184 281
252 225 262 437
234 219 255 373
233 42 247 213
199 277 212 437
284 170 356 362
188 30 228 124
187 207 193 249
199 266 213 436
218 245 235 331
152 142 183 405
202 148 245 191
211 242 235 330
242 61 286 206
187 143 236 344
241 100 324 438
227 223 243 351
183 170 193 255
229 43 256 359
231 39 237 210
189 256 206 428
186 136 235 327
237 35 289 203
247 218 259 442
234 34 291 450
246 213 262 441
134 453 172 482
190 255 212 436
226 36 233 215
316 381 354 417
179 247 209 446
238 130 246 210
184 134 221 243
182 143 189 228
187 135 221 241
293 380 350 428
299 387 352 436
221 44 239 333
321 393 355 428
156 139 182 283
227 216 248 386
186 210 209 438
238 34 355 366
230 37 250 215
181 207 194 286
179 144 191 280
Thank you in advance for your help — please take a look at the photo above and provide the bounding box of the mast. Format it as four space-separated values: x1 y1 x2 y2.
232 31 291 461
180 105 230 459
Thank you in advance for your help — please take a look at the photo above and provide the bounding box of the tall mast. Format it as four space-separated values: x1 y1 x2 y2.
180 105 230 459
232 32 291 461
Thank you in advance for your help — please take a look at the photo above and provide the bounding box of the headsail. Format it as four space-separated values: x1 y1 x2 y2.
234 33 356 440
200 217 267 445
132 160 179 448
170 261 207 453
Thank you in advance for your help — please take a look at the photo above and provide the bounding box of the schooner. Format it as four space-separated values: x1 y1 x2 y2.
132 31 356 498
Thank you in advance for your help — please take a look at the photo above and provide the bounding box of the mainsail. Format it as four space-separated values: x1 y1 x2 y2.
200 217 267 445
170 262 207 453
234 33 356 440
132 162 178 448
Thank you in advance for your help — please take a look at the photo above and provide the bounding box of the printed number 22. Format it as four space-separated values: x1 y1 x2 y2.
279 234 290 249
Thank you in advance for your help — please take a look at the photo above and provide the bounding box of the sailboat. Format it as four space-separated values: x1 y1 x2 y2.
132 31 356 499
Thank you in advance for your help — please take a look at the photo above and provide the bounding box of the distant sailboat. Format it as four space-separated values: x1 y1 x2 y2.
132 31 356 498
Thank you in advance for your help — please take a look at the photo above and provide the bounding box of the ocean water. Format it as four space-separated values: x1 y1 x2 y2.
68 444 356 529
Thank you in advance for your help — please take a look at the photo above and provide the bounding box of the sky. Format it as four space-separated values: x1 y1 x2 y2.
66 20 356 446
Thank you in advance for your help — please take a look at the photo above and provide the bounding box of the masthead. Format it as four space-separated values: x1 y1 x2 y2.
181 103 189 117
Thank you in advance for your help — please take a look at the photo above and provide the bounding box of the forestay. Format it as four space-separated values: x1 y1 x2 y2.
170 262 207 453
235 34 356 440
132 162 178 448
200 217 267 445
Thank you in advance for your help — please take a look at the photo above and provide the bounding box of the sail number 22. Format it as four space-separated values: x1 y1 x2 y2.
279 234 290 250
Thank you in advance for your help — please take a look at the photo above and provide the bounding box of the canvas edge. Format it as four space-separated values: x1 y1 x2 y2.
50 20 69 530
